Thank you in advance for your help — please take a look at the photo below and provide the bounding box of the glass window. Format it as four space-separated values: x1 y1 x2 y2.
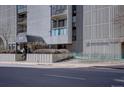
63 28 66 35
58 29 61 35
50 31 52 36
53 29 58 36
17 5 26 10
56 29 59 36
58 19 67 27
60 29 63 35
51 28 67 36
52 20 57 28
58 20 64 27
53 30 56 36
72 29 76 41
72 5 76 11
72 5 76 16
17 5 27 13
51 30 54 36
72 16 76 23
62 29 65 35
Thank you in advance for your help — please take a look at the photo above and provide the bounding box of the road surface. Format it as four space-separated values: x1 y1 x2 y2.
0 66 124 87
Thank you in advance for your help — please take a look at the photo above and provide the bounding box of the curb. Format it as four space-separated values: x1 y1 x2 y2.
0 61 124 68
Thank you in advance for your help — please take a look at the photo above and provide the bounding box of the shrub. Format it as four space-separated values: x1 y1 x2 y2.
32 49 70 54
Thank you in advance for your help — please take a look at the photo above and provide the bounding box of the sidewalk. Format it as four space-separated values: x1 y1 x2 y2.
0 59 124 68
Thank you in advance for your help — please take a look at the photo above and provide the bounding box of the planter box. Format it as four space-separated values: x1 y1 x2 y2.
27 53 71 63
52 54 71 62
0 54 15 61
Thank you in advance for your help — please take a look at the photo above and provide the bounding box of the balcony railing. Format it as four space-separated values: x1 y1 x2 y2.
51 5 67 16
50 27 67 36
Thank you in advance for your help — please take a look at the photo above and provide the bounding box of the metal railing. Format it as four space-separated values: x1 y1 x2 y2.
50 27 67 36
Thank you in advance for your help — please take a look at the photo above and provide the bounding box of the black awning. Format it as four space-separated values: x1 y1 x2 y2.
27 35 46 44
16 34 46 45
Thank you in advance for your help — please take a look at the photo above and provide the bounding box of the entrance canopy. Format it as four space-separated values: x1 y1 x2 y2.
16 34 46 45
0 35 7 49
27 35 45 44
0 38 4 49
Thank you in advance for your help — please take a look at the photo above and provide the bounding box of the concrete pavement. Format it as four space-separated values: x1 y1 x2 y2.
0 59 124 68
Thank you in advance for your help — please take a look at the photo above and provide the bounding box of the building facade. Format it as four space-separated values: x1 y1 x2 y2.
16 5 83 53
83 5 124 59
0 5 83 53
1 5 124 59
50 5 83 52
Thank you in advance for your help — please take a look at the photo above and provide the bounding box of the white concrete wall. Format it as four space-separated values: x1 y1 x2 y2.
67 5 72 44
27 5 51 44
0 54 15 61
0 5 16 48
27 54 53 63
27 54 71 63
83 5 122 59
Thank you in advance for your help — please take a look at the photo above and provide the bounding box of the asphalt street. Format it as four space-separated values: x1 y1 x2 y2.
0 66 124 87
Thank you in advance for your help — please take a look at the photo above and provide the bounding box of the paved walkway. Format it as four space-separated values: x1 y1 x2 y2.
0 59 124 68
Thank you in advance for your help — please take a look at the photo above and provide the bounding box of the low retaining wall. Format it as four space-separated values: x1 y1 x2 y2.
73 53 122 61
27 54 71 63
0 54 15 61
52 54 71 62
0 53 71 63
27 54 53 63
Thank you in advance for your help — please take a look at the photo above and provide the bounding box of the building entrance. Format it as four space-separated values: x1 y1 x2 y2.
121 42 124 58
0 38 4 50
16 43 27 61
